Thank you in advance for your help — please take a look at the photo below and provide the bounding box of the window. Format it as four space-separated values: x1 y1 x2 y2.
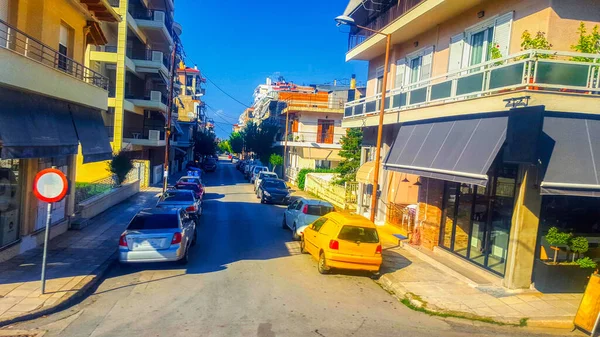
0 159 20 248
317 119 334 144
161 191 194 202
312 218 327 232
58 23 72 72
295 201 304 210
315 160 331 169
306 205 333 216
128 213 179 230
338 226 379 243
186 75 193 87
375 66 384 94
400 46 434 86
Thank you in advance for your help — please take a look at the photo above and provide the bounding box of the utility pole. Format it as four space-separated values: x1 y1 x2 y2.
282 103 290 181
162 41 177 193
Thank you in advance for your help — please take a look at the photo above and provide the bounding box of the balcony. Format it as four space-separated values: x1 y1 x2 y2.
126 90 168 113
130 50 169 78
343 50 600 127
0 19 109 110
90 44 118 63
279 96 348 114
130 9 174 47
275 131 344 149
123 127 166 147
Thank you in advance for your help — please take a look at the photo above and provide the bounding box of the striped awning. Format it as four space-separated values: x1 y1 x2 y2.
356 161 376 184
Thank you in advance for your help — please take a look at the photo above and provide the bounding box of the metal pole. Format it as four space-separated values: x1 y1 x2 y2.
40 202 52 294
369 33 391 223
282 105 290 180
162 41 178 193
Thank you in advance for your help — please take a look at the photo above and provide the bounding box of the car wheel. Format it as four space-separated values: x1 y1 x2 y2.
260 197 265 204
178 246 190 265
292 223 300 241
300 236 307 254
318 252 329 274
282 215 287 229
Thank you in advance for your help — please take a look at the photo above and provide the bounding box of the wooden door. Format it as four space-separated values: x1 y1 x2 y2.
317 120 334 144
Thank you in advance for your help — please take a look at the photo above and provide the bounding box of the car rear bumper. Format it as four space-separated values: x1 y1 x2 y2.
119 245 184 263
326 253 382 272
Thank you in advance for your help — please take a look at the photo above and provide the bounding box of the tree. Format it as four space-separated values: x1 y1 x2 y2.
242 120 279 163
571 22 600 62
218 140 232 153
335 128 363 184
109 151 133 185
269 154 283 172
229 132 244 154
194 130 217 157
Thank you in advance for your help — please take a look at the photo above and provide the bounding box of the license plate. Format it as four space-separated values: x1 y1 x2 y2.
133 239 162 249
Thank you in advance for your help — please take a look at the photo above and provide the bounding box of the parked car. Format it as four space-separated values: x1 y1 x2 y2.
203 158 217 172
177 175 202 187
257 178 291 204
301 212 382 275
118 208 196 265
254 171 278 192
157 189 202 220
186 161 203 173
231 156 239 163
250 166 269 184
175 182 203 200
244 164 255 179
282 198 334 240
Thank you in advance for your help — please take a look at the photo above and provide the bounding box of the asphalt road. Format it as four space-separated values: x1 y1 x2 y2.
7 158 575 337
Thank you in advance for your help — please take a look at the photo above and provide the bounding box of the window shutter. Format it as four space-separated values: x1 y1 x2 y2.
394 58 406 88
376 66 384 78
494 11 514 58
448 33 465 73
420 46 435 81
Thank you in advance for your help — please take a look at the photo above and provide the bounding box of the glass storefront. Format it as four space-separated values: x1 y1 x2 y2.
0 159 21 248
440 163 518 276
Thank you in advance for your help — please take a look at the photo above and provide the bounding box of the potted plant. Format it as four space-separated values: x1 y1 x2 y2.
520 30 553 89
534 227 597 293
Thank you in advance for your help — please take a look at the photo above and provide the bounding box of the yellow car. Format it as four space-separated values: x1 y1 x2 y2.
300 212 382 275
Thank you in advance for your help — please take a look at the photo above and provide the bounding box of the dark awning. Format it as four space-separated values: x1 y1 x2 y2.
540 116 600 197
70 104 113 164
0 88 79 159
384 116 508 186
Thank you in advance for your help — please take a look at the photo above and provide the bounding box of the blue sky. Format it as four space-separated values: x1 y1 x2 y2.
175 0 368 139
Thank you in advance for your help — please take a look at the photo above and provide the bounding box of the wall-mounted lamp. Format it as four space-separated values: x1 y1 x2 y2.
477 11 485 18
413 177 423 186
401 173 409 183
413 41 419 48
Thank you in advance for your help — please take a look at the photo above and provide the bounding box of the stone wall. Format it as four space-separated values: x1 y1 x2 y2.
416 178 445 250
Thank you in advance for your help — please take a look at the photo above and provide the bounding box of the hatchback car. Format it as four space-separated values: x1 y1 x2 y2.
254 171 278 192
250 166 269 184
157 189 202 221
203 158 217 172
282 198 334 240
301 212 382 275
119 208 196 265
257 178 290 204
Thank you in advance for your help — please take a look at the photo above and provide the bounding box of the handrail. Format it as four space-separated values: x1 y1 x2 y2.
0 19 109 90
345 49 600 117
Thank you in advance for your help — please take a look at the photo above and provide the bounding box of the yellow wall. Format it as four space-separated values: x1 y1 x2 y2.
75 150 111 183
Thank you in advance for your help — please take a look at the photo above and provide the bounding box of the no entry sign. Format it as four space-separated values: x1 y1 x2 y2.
33 168 68 203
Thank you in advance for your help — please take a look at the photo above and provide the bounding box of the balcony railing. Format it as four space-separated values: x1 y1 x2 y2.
0 19 109 90
123 127 166 141
344 50 600 118
348 0 424 51
129 8 174 39
277 131 344 145
95 45 117 52
280 97 348 112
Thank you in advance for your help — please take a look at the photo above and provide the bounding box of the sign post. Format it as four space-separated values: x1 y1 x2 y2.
33 168 68 294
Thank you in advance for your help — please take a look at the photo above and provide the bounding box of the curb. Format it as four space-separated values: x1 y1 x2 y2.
0 250 118 328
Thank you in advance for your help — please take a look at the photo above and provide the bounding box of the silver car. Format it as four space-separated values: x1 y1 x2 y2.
157 189 202 221
119 208 196 264
282 198 334 240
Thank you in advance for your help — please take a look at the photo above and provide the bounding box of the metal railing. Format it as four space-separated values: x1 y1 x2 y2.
348 0 424 51
387 202 416 234
129 8 174 39
344 49 600 118
281 97 348 112
304 173 358 211
75 175 116 205
278 131 344 145
96 45 117 52
123 127 166 140
0 19 109 90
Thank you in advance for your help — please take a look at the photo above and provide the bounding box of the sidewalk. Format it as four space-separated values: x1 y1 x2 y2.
0 186 161 325
376 225 582 329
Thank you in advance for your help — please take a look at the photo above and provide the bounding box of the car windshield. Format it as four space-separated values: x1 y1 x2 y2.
205 159 216 164
260 173 276 179
176 184 200 192
337 226 379 243
128 214 179 230
263 180 286 189
161 192 194 202
179 178 199 184
306 205 334 216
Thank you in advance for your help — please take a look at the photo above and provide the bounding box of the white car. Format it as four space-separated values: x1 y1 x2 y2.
281 198 334 240
250 166 269 184
254 171 278 192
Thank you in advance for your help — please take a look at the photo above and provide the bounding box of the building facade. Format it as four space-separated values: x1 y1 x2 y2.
0 0 116 261
342 0 600 290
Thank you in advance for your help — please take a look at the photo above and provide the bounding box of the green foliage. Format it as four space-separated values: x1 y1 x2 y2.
194 130 217 157
241 120 279 163
109 151 133 185
269 154 283 171
297 168 335 189
569 236 589 255
570 22 600 62
576 257 597 269
334 128 363 185
545 227 571 246
520 30 553 59
218 140 232 153
229 132 244 154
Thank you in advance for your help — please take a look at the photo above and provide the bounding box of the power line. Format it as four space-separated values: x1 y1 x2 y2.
203 74 252 109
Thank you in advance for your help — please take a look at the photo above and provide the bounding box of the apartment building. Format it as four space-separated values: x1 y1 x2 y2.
76 0 181 185
0 0 116 260
342 0 600 291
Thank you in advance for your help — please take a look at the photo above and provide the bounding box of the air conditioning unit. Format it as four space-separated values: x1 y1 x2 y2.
154 11 165 23
148 130 160 141
152 51 163 63
150 91 161 102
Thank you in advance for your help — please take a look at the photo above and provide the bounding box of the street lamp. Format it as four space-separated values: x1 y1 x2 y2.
335 14 392 223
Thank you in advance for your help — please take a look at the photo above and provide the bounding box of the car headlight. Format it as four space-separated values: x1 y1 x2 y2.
263 191 271 197
285 193 291 198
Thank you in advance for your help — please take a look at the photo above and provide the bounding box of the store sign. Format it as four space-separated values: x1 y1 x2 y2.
33 168 68 203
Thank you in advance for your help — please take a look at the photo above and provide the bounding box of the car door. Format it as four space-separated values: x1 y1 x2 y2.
304 217 327 257
285 200 299 228
292 200 304 227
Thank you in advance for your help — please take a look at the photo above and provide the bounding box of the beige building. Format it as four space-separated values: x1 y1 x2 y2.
342 0 600 292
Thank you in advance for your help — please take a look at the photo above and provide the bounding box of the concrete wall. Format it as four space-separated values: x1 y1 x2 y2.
76 180 140 224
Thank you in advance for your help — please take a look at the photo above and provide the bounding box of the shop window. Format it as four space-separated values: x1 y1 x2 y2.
0 159 21 248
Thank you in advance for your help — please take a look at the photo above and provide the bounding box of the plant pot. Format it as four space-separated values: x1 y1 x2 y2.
533 259 593 293
527 77 539 91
